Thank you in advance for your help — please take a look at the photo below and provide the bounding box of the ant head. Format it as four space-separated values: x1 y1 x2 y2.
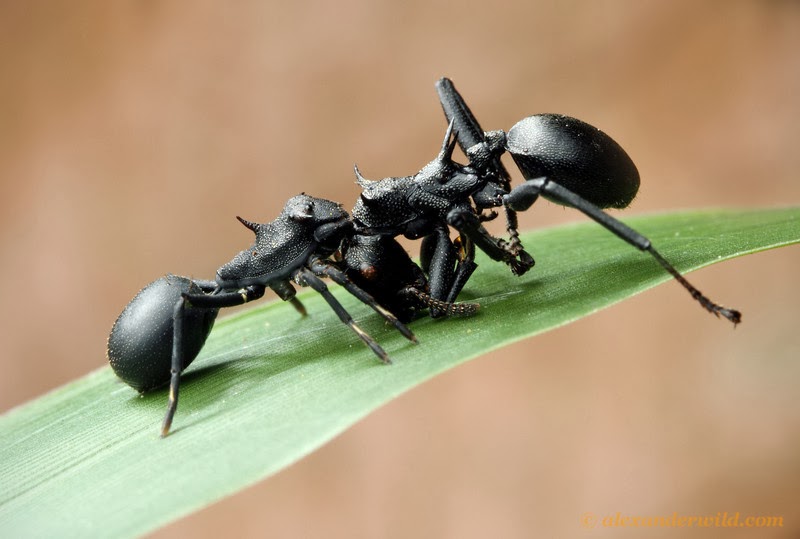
282 194 347 225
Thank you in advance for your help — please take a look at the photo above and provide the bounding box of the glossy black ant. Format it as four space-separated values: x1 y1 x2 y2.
109 195 430 436
345 78 740 324
108 78 740 437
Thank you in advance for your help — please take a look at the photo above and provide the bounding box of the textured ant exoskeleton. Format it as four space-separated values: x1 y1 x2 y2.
436 78 740 325
347 78 739 325
109 195 419 436
350 119 534 317
338 233 479 323
108 77 741 438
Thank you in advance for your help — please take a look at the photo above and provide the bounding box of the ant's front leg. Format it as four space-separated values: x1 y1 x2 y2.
446 207 534 276
419 226 466 317
448 233 478 305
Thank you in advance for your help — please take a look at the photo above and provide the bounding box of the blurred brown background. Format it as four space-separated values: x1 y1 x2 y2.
1 1 799 538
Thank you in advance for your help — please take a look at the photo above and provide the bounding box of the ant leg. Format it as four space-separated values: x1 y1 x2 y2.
506 177 742 325
447 208 534 275
288 298 308 317
400 286 479 317
419 233 440 276
160 284 267 437
309 258 417 343
296 268 392 364
183 285 266 308
503 205 524 257
161 295 187 437
192 279 219 293
446 234 478 304
420 227 458 317
421 228 484 316
270 280 307 317
503 179 540 211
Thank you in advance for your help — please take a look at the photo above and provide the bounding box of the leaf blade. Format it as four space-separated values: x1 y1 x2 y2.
1 207 798 537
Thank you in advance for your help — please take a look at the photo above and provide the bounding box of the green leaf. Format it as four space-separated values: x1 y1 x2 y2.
1 207 798 537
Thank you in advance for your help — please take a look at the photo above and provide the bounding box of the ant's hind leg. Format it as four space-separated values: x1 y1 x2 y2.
160 284 268 437
506 177 742 325
161 296 185 438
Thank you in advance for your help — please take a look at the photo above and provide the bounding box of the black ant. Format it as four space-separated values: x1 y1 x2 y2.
108 79 740 437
